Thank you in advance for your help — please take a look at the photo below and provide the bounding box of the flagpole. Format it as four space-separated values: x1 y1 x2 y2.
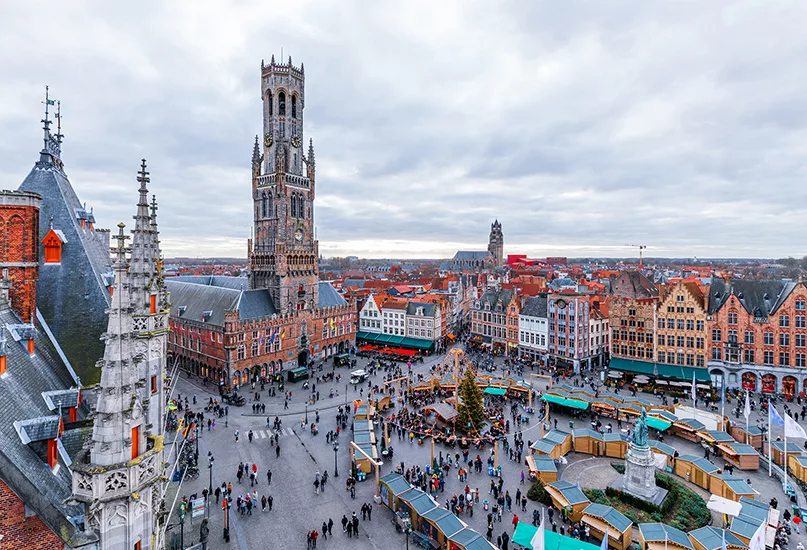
720 383 725 431
745 391 750 445
784 417 789 493
691 372 697 422
768 398 776 477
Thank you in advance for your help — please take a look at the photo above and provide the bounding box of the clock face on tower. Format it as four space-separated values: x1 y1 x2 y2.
264 132 273 147
291 135 301 148
294 228 304 241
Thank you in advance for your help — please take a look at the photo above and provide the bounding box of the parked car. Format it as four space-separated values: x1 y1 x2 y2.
350 369 368 384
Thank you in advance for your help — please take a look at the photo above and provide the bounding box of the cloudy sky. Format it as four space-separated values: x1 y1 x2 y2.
1 1 806 260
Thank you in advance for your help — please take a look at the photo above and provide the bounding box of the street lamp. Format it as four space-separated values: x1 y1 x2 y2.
207 451 214 517
333 442 339 477
305 403 309 425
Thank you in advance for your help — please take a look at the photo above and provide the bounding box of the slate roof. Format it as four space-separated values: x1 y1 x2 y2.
547 480 590 505
583 503 633 532
0 302 92 546
677 455 719 473
18 155 113 385
166 277 348 327
406 301 437 317
549 277 576 290
453 251 492 260
687 527 745 550
639 523 694 549
521 295 548 318
42 388 80 410
14 415 61 442
707 278 793 317
478 288 515 311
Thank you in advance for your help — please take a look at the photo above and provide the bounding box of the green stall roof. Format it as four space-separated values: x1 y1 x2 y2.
649 441 677 457
548 481 590 506
646 417 672 431
513 522 601 550
583 503 633 533
483 387 507 396
688 527 745 550
564 398 590 410
677 455 719 473
608 358 655 375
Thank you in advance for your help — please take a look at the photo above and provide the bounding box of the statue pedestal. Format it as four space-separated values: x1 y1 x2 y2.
613 444 669 507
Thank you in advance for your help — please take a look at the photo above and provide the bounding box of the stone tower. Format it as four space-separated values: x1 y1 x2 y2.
249 55 319 314
71 164 169 550
488 219 504 265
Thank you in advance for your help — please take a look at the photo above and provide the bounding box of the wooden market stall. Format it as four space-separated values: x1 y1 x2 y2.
446 528 498 550
788 454 807 483
617 403 643 422
673 419 707 443
638 523 694 550
591 397 621 419
531 430 572 460
729 497 776 546
770 440 803 467
728 424 764 450
698 430 735 447
648 441 677 467
574 428 605 456
708 474 756 502
687 527 747 550
420 506 466 547
673 455 719 490
379 473 414 510
352 442 379 474
354 404 375 420
582 503 633 550
717 442 760 470
545 481 591 522
526 455 558 484
648 409 679 424
396 488 438 530
604 433 628 459
353 429 377 446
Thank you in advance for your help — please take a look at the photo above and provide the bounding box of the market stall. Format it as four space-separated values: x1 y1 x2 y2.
531 429 573 459
603 433 628 459
770 440 803 467
396 488 438 530
512 522 601 550
420 506 466 547
379 473 414 510
698 430 735 447
582 503 633 550
673 419 706 443
673 455 719 490
447 528 498 550
544 481 591 523
717 442 760 470
687 527 747 550
638 523 694 550
728 425 764 450
788 454 807 483
573 429 605 456
526 454 558 484
708 474 756 502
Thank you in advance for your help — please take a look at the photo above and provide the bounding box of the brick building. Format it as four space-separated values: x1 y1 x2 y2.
707 278 807 394
0 191 40 323
655 280 708 369
547 292 608 372
166 57 356 386
609 271 658 361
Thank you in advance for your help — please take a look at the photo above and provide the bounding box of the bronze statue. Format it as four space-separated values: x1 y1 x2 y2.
634 408 649 447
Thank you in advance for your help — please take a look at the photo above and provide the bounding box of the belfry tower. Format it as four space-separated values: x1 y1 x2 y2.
71 163 169 550
248 55 319 313
488 219 504 265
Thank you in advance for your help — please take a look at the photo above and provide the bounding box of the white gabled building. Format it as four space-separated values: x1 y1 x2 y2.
359 295 383 334
382 300 408 336
518 295 548 361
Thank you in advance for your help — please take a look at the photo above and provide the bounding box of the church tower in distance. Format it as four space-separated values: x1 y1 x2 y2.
248 55 319 314
488 219 504 265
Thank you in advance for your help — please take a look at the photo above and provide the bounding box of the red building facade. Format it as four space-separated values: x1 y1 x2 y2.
0 191 40 323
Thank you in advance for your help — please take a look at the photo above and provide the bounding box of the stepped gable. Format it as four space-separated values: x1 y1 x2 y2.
17 122 112 385
0 293 95 547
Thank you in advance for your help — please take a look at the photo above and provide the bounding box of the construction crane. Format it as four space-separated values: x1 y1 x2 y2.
625 244 647 269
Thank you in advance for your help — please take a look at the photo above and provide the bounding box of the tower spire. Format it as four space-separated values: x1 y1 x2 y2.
55 100 63 144
41 86 52 148
252 135 261 166
307 137 315 167
130 160 155 312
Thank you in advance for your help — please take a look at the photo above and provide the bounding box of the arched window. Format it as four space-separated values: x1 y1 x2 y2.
267 91 273 116
290 193 297 218
291 95 297 118
278 92 286 116
261 193 268 218
298 194 304 218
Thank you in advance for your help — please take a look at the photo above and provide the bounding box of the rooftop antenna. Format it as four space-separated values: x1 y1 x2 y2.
55 100 63 143
41 85 54 146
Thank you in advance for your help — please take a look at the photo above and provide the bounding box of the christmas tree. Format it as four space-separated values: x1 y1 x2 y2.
456 367 486 434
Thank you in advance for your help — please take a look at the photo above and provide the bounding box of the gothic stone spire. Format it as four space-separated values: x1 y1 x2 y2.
130 160 155 312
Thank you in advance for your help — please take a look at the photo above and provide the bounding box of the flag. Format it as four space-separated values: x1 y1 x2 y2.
176 417 185 434
600 526 609 550
690 372 696 402
281 329 285 340
530 510 544 550
183 421 194 438
260 336 265 345
269 329 276 344
785 413 807 439
744 391 751 420
46 99 55 106
329 318 335 330
769 403 785 427
748 518 767 550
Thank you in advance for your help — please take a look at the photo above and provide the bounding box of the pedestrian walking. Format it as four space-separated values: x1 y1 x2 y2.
276 443 280 458
342 515 348 533
367 503 372 521
267 469 272 484
234 430 239 442
248 429 254 443
322 521 328 540
328 518 334 536
261 495 266 512
267 495 273 511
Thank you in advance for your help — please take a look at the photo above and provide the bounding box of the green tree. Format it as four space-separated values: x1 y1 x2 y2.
456 368 486 433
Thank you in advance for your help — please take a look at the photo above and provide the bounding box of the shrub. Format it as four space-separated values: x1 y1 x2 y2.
610 462 626 474
527 482 552 505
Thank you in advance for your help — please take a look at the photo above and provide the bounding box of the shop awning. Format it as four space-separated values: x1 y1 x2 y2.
564 398 590 410
608 358 655 375
356 331 433 350
542 394 567 406
646 417 672 432
484 387 507 396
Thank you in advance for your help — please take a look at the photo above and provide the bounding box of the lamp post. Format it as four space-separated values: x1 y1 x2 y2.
222 498 230 542
207 451 214 517
333 442 339 477
305 403 309 425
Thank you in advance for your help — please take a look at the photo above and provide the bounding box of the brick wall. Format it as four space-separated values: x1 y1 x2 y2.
0 192 40 323
0 478 63 550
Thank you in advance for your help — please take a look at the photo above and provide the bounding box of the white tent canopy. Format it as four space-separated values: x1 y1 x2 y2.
707 494 743 517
